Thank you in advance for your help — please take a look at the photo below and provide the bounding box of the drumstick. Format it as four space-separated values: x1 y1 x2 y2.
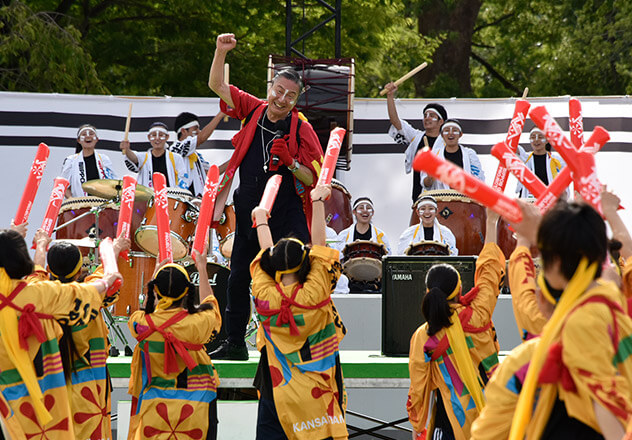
192 165 220 258
223 64 230 122
413 147 523 223
38 177 70 241
522 87 529 99
254 174 283 227
115 175 137 261
99 237 122 296
152 172 173 263
379 62 428 96
317 127 346 186
123 103 133 142
15 143 50 226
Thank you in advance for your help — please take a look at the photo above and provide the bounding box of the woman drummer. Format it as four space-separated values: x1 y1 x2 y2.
61 124 118 198
127 250 221 440
0 228 121 438
407 209 505 440
250 182 347 439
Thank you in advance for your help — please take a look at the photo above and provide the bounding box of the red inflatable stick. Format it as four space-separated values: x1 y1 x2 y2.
569 98 584 149
40 177 69 237
15 143 50 225
191 165 220 257
254 174 283 228
99 237 122 296
152 173 173 263
317 127 346 186
491 142 547 198
115 175 137 261
413 147 523 223
574 151 603 214
492 99 531 191
535 127 610 212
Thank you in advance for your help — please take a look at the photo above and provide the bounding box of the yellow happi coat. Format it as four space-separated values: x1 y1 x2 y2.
127 295 221 440
28 265 116 440
407 242 505 440
251 245 348 440
508 246 547 341
0 272 103 439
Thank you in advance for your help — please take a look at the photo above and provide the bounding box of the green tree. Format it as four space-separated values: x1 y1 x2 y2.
0 0 106 93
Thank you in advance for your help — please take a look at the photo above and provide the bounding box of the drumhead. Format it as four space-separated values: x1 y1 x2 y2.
343 257 382 282
134 225 190 261
59 196 118 213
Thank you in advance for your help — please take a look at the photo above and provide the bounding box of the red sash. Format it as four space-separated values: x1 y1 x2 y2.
0 282 53 350
136 311 204 375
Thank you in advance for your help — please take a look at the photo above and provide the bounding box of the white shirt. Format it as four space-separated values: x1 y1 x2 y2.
124 150 190 190
61 151 117 197
397 219 458 255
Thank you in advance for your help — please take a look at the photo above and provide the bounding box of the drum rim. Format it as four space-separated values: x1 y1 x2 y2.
404 240 449 255
59 196 118 212
134 225 190 261
330 178 351 198
412 189 479 209
342 257 383 281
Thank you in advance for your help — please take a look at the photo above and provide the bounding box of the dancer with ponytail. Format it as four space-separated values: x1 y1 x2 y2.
29 231 130 440
250 182 347 440
0 228 121 439
407 209 505 440
471 200 632 440
127 250 221 440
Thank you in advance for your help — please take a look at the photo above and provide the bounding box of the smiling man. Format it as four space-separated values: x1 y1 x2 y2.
207 33 323 360
385 82 447 201
397 194 458 255
120 122 190 190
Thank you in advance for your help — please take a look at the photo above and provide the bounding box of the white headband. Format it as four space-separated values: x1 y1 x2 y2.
529 127 545 136
417 199 437 210
442 121 462 132
177 120 199 133
77 126 97 138
353 199 374 210
424 108 442 119
148 126 169 136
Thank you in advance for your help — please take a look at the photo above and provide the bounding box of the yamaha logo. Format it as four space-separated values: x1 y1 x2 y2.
391 273 412 281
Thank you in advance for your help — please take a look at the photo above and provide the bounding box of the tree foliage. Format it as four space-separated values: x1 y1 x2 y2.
0 0 106 93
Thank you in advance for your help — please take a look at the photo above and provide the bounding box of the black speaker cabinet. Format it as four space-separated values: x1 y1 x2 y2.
381 255 477 357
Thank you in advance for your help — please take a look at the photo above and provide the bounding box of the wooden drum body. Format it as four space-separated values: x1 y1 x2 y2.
342 240 387 282
215 204 236 259
113 252 156 316
324 178 353 234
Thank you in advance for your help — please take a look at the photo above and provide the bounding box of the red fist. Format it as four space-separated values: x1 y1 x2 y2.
270 138 293 168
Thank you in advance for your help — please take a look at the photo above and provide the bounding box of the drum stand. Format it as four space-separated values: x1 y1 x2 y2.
102 308 134 356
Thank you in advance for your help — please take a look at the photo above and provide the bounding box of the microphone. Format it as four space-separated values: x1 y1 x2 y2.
271 120 289 167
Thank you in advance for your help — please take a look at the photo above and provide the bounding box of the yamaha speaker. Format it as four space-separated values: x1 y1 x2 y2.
381 256 477 357
268 55 354 170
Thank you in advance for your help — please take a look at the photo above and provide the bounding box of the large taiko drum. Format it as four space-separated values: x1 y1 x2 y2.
405 241 449 256
135 188 198 261
324 178 353 234
342 240 387 282
112 252 156 316
411 190 486 256
215 204 236 259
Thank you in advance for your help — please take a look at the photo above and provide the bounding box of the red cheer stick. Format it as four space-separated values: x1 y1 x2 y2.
99 237 122 296
253 174 283 228
492 99 531 191
192 165 220 258
317 127 346 186
413 147 523 223
535 127 610 212
115 175 137 261
152 172 173 263
569 98 584 149
15 143 50 226
491 142 547 197
575 151 603 214
40 177 69 237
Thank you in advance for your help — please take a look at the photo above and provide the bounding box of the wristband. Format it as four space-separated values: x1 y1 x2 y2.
256 223 269 228
289 159 300 172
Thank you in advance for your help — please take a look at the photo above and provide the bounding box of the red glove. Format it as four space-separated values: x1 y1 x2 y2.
270 138 294 169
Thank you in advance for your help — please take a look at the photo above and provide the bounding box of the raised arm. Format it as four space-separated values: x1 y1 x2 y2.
119 140 138 165
192 249 212 302
384 82 402 131
602 186 632 259
208 34 236 108
252 206 273 250
198 112 225 145
32 229 51 268
310 183 331 247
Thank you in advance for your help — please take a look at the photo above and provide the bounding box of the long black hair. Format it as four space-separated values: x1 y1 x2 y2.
144 265 213 314
422 264 460 336
259 237 311 284
0 229 33 279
